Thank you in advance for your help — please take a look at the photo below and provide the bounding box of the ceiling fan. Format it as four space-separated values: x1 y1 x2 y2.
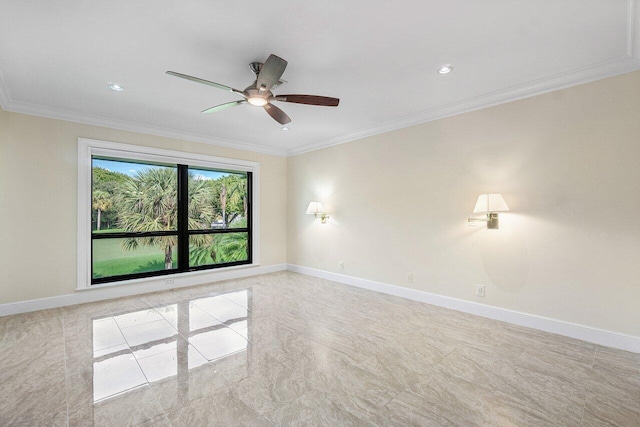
167 54 340 125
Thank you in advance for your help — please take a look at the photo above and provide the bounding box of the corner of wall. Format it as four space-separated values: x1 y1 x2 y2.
630 0 640 59
0 69 10 110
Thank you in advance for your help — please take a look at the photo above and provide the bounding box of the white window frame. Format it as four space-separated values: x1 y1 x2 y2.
77 138 260 290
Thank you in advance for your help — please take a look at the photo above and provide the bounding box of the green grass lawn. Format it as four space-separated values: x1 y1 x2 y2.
92 238 177 278
92 232 249 279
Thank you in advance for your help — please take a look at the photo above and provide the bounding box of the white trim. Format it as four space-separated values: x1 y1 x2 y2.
251 163 261 267
0 264 285 317
77 140 92 288
4 100 288 157
78 138 260 290
80 138 260 172
287 264 640 354
3 262 638 354
287 56 640 156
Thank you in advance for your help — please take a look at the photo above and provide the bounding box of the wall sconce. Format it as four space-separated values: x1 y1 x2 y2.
468 193 509 229
306 201 329 223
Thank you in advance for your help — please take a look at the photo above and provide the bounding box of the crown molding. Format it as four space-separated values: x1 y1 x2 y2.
4 55 639 159
1 99 288 157
287 55 640 156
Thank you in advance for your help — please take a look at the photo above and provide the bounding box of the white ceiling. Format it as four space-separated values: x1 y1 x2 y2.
1 1 639 156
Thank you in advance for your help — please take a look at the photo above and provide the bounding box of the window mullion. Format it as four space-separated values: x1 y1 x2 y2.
177 164 190 272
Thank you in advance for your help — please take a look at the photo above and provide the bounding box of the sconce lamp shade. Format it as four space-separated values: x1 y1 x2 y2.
473 193 509 214
306 201 329 223
306 202 325 215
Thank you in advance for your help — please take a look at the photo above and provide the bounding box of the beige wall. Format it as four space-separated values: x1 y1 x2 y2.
288 71 640 337
0 109 287 304
2 72 639 337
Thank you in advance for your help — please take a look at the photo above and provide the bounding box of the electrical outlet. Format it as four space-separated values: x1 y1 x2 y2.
339 261 344 271
407 273 413 283
475 284 485 297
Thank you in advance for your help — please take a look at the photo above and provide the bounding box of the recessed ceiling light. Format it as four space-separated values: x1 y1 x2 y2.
281 126 290 131
108 83 124 91
437 65 453 75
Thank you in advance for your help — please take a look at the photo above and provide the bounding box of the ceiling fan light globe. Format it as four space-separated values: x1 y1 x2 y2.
248 97 268 106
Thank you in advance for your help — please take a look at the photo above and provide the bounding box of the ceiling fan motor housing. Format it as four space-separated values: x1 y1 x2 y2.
244 86 271 106
249 62 263 75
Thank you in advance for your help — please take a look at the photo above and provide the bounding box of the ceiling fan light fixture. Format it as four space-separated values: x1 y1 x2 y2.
107 83 124 91
248 96 268 106
438 64 453 74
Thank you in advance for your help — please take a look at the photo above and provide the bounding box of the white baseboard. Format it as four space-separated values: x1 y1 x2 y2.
287 264 640 354
0 264 286 317
3 262 638 354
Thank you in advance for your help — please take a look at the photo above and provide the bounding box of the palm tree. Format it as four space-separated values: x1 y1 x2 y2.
116 168 214 270
217 175 247 227
92 189 112 230
220 183 228 227
225 175 246 225
189 230 248 266
238 177 248 219
215 231 248 262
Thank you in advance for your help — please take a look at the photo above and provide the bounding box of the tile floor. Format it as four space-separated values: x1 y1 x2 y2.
1 271 639 426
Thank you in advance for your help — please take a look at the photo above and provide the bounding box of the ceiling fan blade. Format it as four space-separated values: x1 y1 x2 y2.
263 103 291 125
272 79 287 89
166 71 245 96
201 100 246 114
256 55 287 92
272 94 339 107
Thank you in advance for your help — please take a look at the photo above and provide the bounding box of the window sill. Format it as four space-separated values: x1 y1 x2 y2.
76 262 261 292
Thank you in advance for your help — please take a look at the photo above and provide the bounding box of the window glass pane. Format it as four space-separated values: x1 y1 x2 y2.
92 237 178 279
92 158 178 233
188 168 248 230
189 232 249 267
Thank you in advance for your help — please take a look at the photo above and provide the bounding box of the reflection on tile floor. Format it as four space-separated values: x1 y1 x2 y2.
1 271 639 426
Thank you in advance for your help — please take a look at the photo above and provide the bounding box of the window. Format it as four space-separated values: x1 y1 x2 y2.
78 139 259 288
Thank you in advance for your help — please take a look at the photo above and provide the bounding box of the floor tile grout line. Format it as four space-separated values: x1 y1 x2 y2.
150 299 249 360
579 394 590 427
234 388 279 427
375 387 405 413
436 347 458 365
143 374 174 427
109 311 158 394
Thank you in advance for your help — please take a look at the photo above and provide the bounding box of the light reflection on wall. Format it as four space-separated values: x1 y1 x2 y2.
91 290 251 403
